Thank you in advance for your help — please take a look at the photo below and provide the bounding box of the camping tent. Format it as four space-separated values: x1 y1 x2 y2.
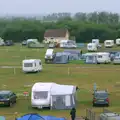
28 41 45 48
0 116 5 120
50 85 77 110
17 113 66 120
64 49 81 60
53 52 69 64
85 53 97 64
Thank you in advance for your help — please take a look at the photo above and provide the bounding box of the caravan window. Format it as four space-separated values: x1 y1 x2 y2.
33 91 48 99
88 45 92 48
39 62 41 65
106 42 111 45
98 55 102 58
88 56 94 60
24 63 33 67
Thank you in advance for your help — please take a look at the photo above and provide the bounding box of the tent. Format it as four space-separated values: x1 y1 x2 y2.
76 43 85 48
53 52 69 64
17 113 66 120
50 85 77 110
28 41 45 48
64 49 81 60
0 116 5 120
85 53 97 64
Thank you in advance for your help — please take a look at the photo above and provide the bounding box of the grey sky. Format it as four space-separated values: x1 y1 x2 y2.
0 0 120 16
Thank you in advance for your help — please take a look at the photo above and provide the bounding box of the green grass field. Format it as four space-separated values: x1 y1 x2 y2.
0 44 120 119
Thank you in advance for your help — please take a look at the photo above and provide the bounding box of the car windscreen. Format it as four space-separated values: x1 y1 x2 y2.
95 93 108 98
0 93 9 99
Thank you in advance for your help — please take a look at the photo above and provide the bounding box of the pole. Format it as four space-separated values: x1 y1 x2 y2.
14 68 16 75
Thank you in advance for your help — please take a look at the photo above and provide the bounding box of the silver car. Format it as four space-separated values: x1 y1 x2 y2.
113 52 120 64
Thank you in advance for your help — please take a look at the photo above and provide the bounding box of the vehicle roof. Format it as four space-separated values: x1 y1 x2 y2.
46 49 54 55
105 40 114 42
23 59 41 63
32 82 57 91
102 113 119 117
0 90 12 94
97 52 110 55
94 90 108 94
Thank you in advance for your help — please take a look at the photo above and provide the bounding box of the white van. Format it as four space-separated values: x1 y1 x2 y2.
92 39 99 47
116 38 120 46
104 40 114 48
31 82 57 109
22 59 42 73
96 52 111 64
45 49 55 63
87 43 97 52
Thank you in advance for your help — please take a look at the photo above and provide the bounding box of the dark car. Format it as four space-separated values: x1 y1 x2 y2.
92 90 109 107
5 40 14 46
109 51 118 61
0 90 17 107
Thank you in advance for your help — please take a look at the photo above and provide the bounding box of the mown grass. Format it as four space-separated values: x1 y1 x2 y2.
0 44 120 119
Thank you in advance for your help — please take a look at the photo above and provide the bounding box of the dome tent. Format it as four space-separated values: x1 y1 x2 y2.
17 113 66 120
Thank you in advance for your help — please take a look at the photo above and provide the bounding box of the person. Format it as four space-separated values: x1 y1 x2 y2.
70 108 76 120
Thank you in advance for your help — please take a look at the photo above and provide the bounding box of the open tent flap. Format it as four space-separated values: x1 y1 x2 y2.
50 85 76 109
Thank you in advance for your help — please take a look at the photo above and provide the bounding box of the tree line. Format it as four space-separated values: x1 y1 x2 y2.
0 11 120 43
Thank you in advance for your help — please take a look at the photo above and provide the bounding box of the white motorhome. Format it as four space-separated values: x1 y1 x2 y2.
96 52 111 64
45 49 55 63
22 59 42 73
87 43 97 52
116 38 120 46
104 40 114 48
60 40 76 48
31 82 77 109
26 39 38 44
92 39 99 47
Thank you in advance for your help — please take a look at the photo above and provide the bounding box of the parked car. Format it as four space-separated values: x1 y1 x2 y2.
92 90 109 107
0 90 17 107
5 40 14 46
109 51 118 61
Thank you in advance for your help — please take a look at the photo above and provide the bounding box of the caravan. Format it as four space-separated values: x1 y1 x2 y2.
31 82 57 109
87 43 97 52
116 38 120 46
96 52 111 64
45 49 55 63
31 82 77 109
104 40 114 48
22 59 42 73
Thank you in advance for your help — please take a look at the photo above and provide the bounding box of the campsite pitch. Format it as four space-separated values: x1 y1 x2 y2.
0 44 120 119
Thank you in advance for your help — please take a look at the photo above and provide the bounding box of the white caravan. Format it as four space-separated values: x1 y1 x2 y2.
104 40 114 48
92 39 100 47
22 59 42 73
116 38 120 46
45 49 55 63
87 43 97 52
31 82 77 109
31 82 57 109
96 52 111 64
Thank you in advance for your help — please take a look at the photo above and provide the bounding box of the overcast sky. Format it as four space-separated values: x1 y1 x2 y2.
0 0 120 16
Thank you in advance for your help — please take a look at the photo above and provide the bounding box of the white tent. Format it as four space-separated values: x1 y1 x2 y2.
50 84 77 110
